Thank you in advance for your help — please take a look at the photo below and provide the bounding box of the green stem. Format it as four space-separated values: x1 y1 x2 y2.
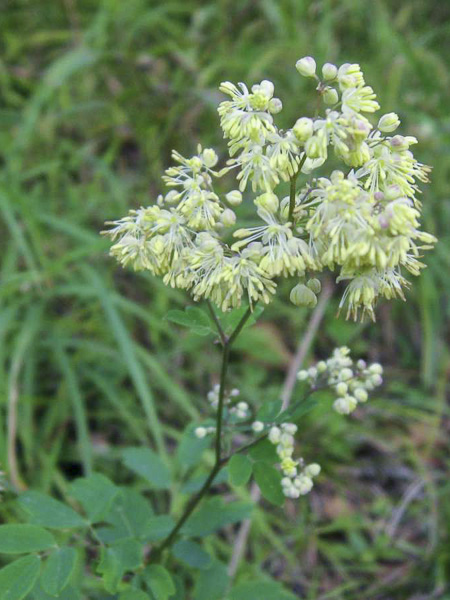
206 300 226 346
153 305 254 558
288 153 307 224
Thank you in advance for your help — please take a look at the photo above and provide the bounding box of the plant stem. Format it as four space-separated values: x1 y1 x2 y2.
154 305 254 558
288 153 307 224
206 300 227 346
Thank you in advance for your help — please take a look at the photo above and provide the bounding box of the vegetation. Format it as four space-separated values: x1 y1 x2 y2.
0 1 449 598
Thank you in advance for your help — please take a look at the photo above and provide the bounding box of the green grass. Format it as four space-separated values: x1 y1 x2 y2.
1 0 449 597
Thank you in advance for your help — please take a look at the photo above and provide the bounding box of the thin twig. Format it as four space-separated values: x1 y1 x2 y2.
228 280 333 577
206 300 227 346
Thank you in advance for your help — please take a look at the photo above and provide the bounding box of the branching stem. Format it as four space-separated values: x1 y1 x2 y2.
154 305 254 558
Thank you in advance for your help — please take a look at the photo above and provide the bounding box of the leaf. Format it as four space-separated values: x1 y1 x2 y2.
69 473 118 523
176 425 211 469
144 565 175 600
0 525 55 554
256 398 283 423
101 488 155 542
253 463 284 506
181 498 253 537
97 539 143 593
119 590 151 600
165 307 212 336
248 439 278 464
228 454 252 487
219 305 264 334
278 396 318 422
0 555 41 600
18 492 85 529
193 560 229 600
172 540 211 569
229 579 297 600
41 547 77 596
31 583 81 600
121 447 171 489
142 515 175 543
180 468 228 494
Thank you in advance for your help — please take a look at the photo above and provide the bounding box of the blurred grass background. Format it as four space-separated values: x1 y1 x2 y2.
1 0 449 598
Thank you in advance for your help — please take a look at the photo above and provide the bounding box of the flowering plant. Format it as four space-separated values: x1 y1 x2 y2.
0 57 435 599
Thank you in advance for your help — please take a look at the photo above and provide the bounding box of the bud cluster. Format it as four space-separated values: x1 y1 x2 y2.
267 423 321 498
297 346 383 414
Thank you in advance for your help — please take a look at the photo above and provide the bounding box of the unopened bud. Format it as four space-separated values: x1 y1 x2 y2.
293 117 314 142
296 56 316 77
323 87 339 105
377 112 400 133
322 63 338 81
268 98 283 114
202 148 218 168
307 278 321 294
226 190 243 206
255 192 279 213
290 284 317 308
221 208 236 227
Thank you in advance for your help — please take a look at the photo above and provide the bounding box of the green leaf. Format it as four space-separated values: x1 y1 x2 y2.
172 540 211 570
176 425 211 469
256 398 282 423
182 498 253 537
119 590 151 600
253 463 284 506
248 439 278 464
228 454 252 487
165 307 212 336
278 396 318 422
193 560 229 600
121 447 171 489
69 473 118 523
41 547 77 596
0 525 55 554
0 555 41 600
219 305 264 334
144 565 175 600
97 539 143 593
142 515 175 543
31 583 81 600
98 488 155 544
229 579 297 600
18 492 85 529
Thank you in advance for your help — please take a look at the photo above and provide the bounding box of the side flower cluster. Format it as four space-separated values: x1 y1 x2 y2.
104 56 435 320
267 423 321 498
298 346 383 414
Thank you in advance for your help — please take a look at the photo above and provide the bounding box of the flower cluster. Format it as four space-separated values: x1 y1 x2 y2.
104 57 435 320
298 346 383 414
207 385 249 419
267 423 320 498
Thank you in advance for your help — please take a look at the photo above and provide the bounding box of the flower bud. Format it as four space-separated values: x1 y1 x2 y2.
221 208 236 227
307 278 321 294
259 79 275 98
195 427 207 439
297 369 309 381
354 387 368 402
294 475 313 494
226 190 243 206
190 156 203 172
293 117 314 142
369 363 383 375
304 463 321 477
390 135 409 151
255 192 279 213
323 87 339 105
252 421 264 433
268 98 283 114
268 426 281 444
202 148 218 167
305 136 321 159
164 190 180 204
336 382 348 396
322 62 338 81
296 56 316 77
377 112 400 133
290 283 317 308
